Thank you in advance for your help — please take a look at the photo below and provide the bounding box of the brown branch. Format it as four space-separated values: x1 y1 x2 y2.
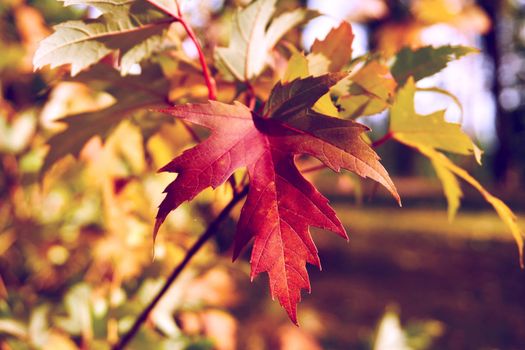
113 185 249 350
112 4 240 348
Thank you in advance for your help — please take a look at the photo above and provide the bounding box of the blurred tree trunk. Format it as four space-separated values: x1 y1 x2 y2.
478 0 512 185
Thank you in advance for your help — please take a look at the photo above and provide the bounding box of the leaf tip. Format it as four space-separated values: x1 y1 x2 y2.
287 310 299 326
473 145 483 165
152 218 164 245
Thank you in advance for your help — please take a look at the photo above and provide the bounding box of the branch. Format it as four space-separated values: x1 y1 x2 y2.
113 186 248 350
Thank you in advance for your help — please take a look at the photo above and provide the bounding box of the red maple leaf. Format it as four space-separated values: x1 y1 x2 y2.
155 73 399 323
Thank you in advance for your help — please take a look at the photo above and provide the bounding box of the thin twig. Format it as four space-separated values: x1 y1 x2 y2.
144 0 217 100
174 0 182 17
114 3 238 348
113 186 249 350
371 131 393 148
301 164 327 174
178 19 217 100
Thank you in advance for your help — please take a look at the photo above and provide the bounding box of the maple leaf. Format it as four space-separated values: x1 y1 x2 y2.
390 77 479 159
308 21 354 75
33 0 175 76
391 45 478 85
41 64 169 173
156 74 399 323
215 0 313 81
405 141 524 268
389 78 523 266
389 77 476 220
338 61 397 118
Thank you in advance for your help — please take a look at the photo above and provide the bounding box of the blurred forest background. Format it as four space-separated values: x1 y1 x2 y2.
1 0 525 349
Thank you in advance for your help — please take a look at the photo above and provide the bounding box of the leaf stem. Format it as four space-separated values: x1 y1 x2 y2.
301 164 327 174
372 131 393 148
144 0 217 100
112 186 248 350
178 19 217 100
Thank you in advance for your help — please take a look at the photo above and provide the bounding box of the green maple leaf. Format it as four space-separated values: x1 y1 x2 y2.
391 45 478 84
33 0 175 76
215 0 313 81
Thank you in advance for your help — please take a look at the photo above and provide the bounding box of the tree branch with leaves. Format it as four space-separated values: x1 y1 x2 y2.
31 0 524 348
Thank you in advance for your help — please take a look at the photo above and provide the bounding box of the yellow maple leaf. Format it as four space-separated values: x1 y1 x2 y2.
405 142 524 268
391 77 479 160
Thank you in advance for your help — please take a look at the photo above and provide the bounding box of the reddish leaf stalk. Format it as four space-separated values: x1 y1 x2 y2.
178 19 217 100
113 186 248 350
302 164 327 174
372 131 393 148
146 0 228 194
144 0 217 100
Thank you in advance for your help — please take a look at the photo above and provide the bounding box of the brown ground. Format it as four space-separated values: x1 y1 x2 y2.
233 205 525 350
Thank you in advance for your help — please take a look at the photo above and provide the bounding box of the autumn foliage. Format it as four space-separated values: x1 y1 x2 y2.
1 0 524 348
30 0 524 327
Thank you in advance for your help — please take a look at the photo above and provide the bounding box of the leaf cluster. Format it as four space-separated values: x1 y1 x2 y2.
28 0 525 327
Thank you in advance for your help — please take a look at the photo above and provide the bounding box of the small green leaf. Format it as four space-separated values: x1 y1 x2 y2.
264 72 346 119
391 45 478 84
283 52 339 117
